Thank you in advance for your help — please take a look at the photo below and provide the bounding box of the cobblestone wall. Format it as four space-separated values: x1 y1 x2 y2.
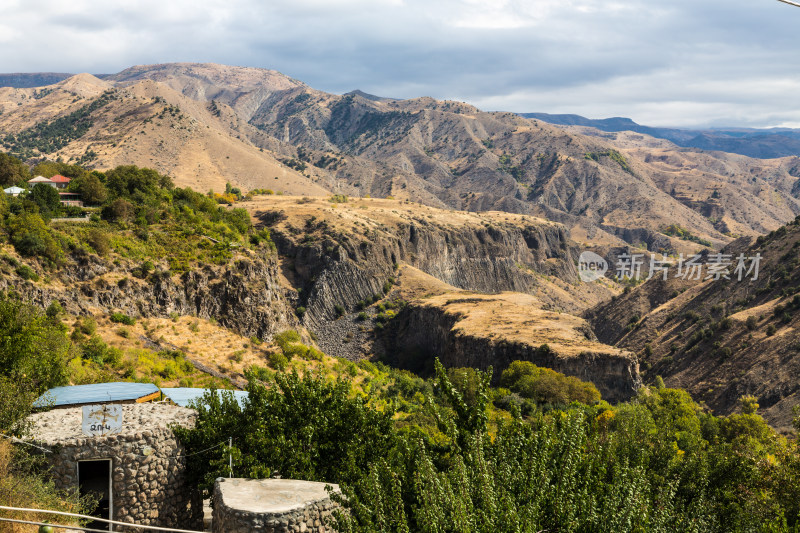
28 404 202 531
213 478 340 533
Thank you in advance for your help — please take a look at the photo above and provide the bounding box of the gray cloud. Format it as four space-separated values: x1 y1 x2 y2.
1 0 799 127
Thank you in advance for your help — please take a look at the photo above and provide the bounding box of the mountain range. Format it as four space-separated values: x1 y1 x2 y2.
523 112 800 160
5 63 800 428
2 62 800 256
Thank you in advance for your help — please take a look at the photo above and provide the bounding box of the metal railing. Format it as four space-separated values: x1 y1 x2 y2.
0 506 206 533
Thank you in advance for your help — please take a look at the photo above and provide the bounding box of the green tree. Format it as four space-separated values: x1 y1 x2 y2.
174 370 396 499
499 360 601 405
105 165 172 198
6 212 64 263
69 172 107 205
28 183 61 218
0 152 30 186
0 296 71 402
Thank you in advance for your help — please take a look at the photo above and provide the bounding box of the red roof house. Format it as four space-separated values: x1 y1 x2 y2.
49 175 72 189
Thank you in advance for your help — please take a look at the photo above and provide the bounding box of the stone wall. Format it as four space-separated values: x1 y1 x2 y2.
28 404 202 531
213 478 340 533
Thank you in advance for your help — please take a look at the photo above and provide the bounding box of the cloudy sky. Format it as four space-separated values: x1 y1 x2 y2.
2 0 799 128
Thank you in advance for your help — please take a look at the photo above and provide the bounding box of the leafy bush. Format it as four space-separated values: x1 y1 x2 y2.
15 264 39 281
268 352 288 371
109 312 136 325
86 228 111 256
174 371 395 498
7 212 64 264
500 360 601 405
0 296 71 395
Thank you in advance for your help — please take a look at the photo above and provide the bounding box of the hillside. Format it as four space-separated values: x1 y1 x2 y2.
586 217 800 430
2 63 800 251
0 72 329 195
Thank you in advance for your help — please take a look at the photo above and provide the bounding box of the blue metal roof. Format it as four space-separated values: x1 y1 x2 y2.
33 382 160 408
161 388 249 408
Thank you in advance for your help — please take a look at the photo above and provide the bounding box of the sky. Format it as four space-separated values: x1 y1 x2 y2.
1 0 799 128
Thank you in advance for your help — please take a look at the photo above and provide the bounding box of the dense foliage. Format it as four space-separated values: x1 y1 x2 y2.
0 296 95 529
173 370 396 498
0 162 271 272
177 357 800 532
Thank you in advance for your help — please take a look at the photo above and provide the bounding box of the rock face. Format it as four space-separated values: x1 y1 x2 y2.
27 403 202 531
1 251 297 341
272 218 577 326
381 301 641 403
213 478 340 533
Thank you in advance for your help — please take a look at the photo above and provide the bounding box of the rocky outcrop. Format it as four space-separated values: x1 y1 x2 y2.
1 251 297 341
271 219 577 327
380 302 641 403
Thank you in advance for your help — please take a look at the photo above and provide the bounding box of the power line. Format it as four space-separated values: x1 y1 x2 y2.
778 0 800 7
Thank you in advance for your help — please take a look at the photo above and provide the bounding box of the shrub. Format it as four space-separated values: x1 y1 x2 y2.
7 213 64 264
268 352 288 371
274 330 302 352
86 228 111 256
295 306 306 319
76 316 97 336
109 312 136 325
334 304 345 317
357 311 368 321
15 264 39 281
766 324 777 336
499 360 601 405
746 315 758 331
45 300 63 319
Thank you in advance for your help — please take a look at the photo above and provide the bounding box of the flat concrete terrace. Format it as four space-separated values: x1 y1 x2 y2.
27 402 196 444
213 478 341 532
217 479 339 514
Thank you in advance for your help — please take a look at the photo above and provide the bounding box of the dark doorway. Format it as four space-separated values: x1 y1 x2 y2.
78 459 112 531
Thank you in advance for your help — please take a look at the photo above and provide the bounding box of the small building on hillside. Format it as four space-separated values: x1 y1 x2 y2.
50 174 71 188
28 402 203 532
59 191 84 207
3 186 24 197
28 175 56 187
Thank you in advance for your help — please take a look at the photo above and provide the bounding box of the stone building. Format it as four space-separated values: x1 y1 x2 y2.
27 403 203 532
213 478 340 533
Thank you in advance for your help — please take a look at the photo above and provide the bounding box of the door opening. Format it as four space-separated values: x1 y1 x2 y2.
78 459 112 531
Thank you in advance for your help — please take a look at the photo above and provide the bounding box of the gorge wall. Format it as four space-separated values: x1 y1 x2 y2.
379 302 641 403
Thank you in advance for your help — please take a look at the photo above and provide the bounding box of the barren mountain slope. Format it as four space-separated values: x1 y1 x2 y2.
0 73 330 195
586 219 800 430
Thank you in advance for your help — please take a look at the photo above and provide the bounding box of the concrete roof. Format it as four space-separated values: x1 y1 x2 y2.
216 478 340 514
3 186 24 194
33 382 161 408
27 402 196 444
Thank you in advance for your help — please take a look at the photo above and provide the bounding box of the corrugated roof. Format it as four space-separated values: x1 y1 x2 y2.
3 186 24 194
49 174 71 183
161 388 249 408
28 176 53 183
33 382 161 408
